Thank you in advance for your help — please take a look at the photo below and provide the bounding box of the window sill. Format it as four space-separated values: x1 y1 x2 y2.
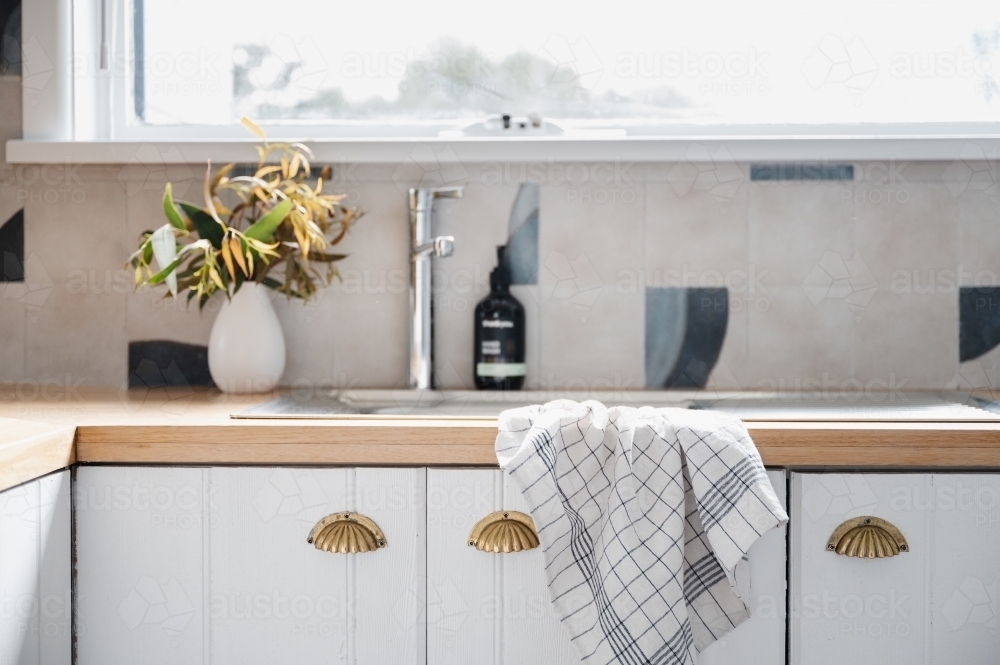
6 134 1000 165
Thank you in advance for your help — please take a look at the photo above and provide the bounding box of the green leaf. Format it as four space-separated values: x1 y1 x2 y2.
179 202 225 249
147 257 183 285
244 199 294 242
162 184 187 231
261 277 283 290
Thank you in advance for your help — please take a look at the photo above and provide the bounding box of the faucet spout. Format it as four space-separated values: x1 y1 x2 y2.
408 187 463 390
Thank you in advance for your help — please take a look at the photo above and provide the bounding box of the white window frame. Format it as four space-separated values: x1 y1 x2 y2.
8 0 1000 164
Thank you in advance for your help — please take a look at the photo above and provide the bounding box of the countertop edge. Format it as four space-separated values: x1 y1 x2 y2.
0 417 77 493
8 414 1000 490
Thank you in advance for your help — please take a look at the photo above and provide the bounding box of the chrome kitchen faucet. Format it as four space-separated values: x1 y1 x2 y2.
408 186 462 389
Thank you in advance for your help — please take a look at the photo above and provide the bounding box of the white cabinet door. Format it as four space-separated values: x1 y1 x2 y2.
76 467 209 665
697 469 787 665
210 467 425 665
791 472 1000 664
0 471 72 665
791 473 926 664
77 466 426 665
427 469 580 665
928 474 1000 660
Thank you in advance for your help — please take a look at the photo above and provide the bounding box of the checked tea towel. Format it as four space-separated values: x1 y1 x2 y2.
496 400 787 665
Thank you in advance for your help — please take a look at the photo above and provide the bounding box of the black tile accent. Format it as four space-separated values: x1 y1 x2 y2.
128 340 213 388
0 208 24 282
505 183 539 285
646 287 729 389
960 287 1000 362
663 288 728 388
0 0 20 76
751 163 854 181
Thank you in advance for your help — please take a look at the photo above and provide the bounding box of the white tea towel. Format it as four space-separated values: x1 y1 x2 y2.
496 400 787 665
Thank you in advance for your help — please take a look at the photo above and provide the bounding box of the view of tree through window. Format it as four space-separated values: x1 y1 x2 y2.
135 0 1000 129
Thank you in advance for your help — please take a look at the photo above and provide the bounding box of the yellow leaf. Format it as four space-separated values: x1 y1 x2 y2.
203 161 225 225
208 263 225 291
241 117 266 140
220 235 236 281
230 237 248 276
211 163 234 193
280 156 289 180
289 153 301 179
255 165 282 178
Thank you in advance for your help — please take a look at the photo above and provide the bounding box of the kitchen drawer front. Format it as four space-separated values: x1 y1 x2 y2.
0 471 72 665
211 467 425 665
791 472 1000 664
76 466 426 665
698 469 787 665
76 467 209 665
427 468 580 665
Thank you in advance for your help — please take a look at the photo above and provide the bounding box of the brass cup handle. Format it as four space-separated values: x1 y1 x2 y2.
308 512 387 553
468 511 540 553
827 516 909 559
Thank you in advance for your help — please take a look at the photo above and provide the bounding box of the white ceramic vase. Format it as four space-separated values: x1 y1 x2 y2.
208 283 286 394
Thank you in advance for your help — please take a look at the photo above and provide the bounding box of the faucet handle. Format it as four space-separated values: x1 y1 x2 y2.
429 186 463 199
412 235 455 259
433 236 455 258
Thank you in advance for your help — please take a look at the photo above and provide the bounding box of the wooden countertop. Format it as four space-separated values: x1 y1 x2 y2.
3 387 1000 492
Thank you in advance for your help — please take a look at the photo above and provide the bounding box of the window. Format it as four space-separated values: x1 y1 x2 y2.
119 0 1000 138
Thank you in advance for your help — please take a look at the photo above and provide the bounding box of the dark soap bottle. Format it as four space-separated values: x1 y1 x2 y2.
474 246 526 390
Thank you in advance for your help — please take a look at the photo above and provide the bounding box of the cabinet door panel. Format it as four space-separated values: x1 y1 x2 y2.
76 467 208 665
209 467 425 665
427 469 580 665
927 474 1000 661
209 467 349 663
0 472 71 665
500 473 581 665
791 473 930 665
352 467 426 665
698 469 787 665
426 468 499 663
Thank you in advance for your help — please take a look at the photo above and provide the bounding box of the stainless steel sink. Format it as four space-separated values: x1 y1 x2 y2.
232 389 1000 421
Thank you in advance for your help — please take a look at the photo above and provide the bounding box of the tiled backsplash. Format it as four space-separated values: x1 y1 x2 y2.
2 78 1000 395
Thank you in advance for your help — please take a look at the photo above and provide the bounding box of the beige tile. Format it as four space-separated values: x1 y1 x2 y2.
854 160 936 184
854 182 959 285
707 297 749 389
959 191 1000 284
746 286 855 389
25 179 128 282
538 291 644 393
539 180 644 289
748 181 854 287
323 183 410 388
331 288 408 389
852 288 958 389
24 284 127 387
0 78 21 145
337 182 410 273
272 291 337 387
0 297 25 381
126 287 218 346
645 182 749 281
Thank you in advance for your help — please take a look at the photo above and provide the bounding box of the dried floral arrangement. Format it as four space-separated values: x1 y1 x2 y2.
129 118 360 307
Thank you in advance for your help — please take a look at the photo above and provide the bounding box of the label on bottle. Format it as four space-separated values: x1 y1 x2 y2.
476 363 527 377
